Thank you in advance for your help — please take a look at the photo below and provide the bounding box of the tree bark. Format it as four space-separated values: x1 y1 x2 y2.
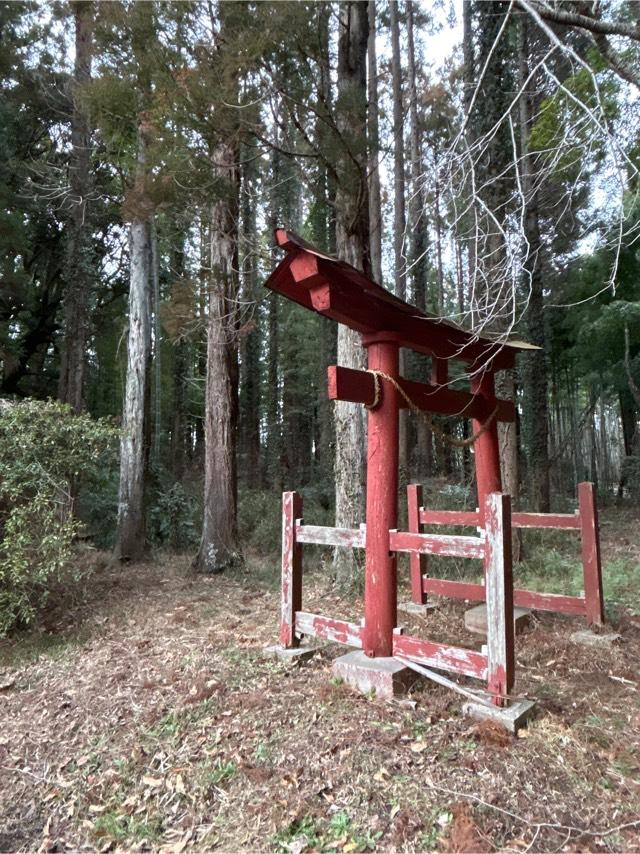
193 138 240 573
114 120 151 561
367 0 382 285
169 233 188 480
333 0 369 587
58 0 93 413
519 13 550 511
407 0 432 477
239 155 261 486
389 0 407 302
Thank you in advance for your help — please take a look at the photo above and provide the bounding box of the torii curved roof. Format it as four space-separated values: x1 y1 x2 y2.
264 229 536 371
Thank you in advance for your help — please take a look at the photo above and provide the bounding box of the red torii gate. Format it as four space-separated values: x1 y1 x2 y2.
264 229 603 710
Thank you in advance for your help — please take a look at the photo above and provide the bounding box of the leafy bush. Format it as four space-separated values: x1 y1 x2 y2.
621 455 640 498
148 466 201 550
0 399 117 635
238 487 333 555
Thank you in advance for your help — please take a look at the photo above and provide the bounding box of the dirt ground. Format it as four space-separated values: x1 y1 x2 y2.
1 509 639 853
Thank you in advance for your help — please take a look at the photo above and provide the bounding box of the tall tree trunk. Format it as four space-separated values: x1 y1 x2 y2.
406 0 432 477
312 3 336 494
150 219 162 461
194 139 240 573
389 0 409 480
389 0 407 302
239 155 261 487
367 0 382 285
433 158 444 315
333 0 369 587
170 232 188 480
114 120 151 561
265 142 282 490
462 0 478 323
58 0 93 413
519 13 550 511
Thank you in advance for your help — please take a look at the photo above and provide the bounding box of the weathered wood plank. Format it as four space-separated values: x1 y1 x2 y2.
484 493 514 706
513 589 587 615
421 577 588 615
393 633 488 680
390 530 485 560
280 491 303 648
295 611 363 648
423 577 485 600
407 484 427 605
512 511 580 530
419 509 481 526
578 482 605 626
418 509 580 530
295 525 365 548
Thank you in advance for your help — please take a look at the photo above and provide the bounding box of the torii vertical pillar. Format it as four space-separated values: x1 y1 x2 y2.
362 333 400 657
470 368 502 522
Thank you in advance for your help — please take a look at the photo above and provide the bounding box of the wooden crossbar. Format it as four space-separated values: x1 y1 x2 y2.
295 611 364 647
393 632 488 680
295 524 365 548
389 530 485 560
328 365 515 423
419 508 581 530
421 577 588 615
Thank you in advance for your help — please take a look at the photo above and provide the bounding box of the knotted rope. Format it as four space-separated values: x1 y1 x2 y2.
364 370 499 448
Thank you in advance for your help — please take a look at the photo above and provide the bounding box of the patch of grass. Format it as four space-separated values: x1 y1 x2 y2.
273 816 321 852
515 548 583 595
93 812 164 844
602 557 640 612
0 626 89 669
417 807 451 851
272 813 381 853
197 759 236 789
145 711 181 740
221 646 255 666
254 741 273 764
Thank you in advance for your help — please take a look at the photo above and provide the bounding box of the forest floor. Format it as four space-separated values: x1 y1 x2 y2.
1 506 640 853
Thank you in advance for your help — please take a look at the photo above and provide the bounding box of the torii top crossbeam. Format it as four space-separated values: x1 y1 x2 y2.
264 228 533 660
265 229 533 372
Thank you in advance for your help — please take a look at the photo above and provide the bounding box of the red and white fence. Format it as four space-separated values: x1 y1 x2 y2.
407 481 604 626
280 490 515 706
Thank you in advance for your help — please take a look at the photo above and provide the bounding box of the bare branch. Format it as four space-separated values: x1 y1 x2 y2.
518 0 640 41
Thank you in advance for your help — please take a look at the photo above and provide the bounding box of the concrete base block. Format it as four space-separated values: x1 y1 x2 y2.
398 601 439 616
570 630 622 648
332 650 417 699
462 697 536 733
262 644 317 664
464 604 532 636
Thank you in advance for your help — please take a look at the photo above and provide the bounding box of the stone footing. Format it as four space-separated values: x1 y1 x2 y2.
464 604 532 636
262 645 317 664
398 601 439 616
570 630 621 648
462 698 536 733
332 650 417 699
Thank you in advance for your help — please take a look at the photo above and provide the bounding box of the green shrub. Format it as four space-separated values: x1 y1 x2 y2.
0 399 117 635
148 465 201 550
621 455 640 498
237 487 333 555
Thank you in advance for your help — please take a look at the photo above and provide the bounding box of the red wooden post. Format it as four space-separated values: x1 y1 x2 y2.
407 484 427 605
470 370 502 523
578 481 605 626
280 491 303 647
363 333 400 657
484 492 514 706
